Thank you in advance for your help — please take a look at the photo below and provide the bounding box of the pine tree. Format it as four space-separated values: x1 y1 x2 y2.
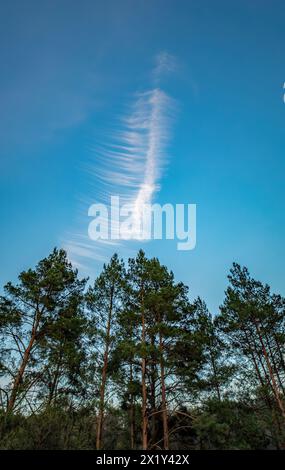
219 263 285 445
86 254 125 450
126 251 195 449
0 248 87 414
192 297 234 401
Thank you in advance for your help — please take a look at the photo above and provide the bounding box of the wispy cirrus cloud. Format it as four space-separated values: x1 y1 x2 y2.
152 51 178 84
92 88 175 229
64 52 177 271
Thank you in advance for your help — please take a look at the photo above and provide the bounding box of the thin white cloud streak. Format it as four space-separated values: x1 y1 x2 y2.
65 53 177 267
128 89 175 236
91 88 176 239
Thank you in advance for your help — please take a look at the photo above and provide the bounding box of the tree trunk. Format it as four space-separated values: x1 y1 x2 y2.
48 347 64 405
149 336 157 447
209 347 221 401
141 291 148 450
274 333 285 375
7 314 39 413
254 321 285 422
129 363 135 450
159 327 169 450
96 289 113 450
264 332 285 396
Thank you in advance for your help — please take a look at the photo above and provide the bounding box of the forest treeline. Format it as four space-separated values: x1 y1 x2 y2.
0 248 284 450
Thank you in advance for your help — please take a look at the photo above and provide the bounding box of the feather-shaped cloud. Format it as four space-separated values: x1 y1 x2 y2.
64 53 177 270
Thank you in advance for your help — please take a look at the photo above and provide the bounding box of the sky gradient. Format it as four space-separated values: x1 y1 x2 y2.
1 0 285 313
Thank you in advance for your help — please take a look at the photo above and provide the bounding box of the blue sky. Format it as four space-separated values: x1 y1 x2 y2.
1 0 285 313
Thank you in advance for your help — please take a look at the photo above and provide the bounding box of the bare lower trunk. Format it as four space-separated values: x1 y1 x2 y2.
96 292 113 450
7 314 39 413
264 333 285 396
159 329 169 450
130 403 135 450
129 363 135 449
141 301 148 450
149 338 157 447
255 321 285 422
96 344 109 450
